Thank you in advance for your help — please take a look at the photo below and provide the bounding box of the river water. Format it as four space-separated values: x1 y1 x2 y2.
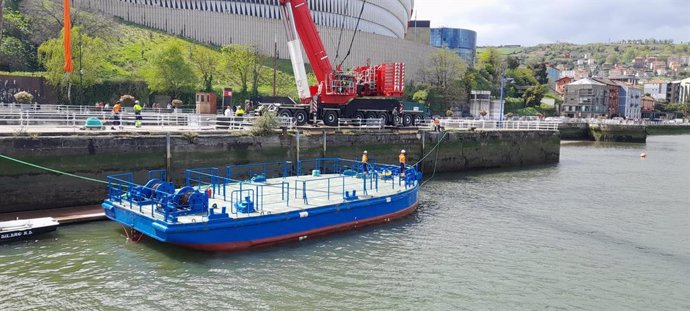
1 135 689 310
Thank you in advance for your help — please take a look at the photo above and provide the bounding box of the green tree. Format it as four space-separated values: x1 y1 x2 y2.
0 0 4 43
189 45 219 92
417 49 468 112
419 49 467 88
506 55 520 70
38 26 109 104
506 67 538 97
621 49 636 64
142 41 198 99
220 44 259 95
523 85 546 107
412 89 428 103
605 53 619 64
0 36 30 70
0 9 36 71
477 47 504 90
528 62 548 85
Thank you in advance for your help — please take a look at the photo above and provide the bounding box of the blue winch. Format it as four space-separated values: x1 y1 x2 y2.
130 179 174 204
165 186 209 216
234 196 256 214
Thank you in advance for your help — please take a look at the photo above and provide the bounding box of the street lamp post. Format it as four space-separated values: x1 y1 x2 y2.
499 75 505 121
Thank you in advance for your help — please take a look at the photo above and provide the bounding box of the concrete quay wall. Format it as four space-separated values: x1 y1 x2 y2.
0 130 560 213
559 122 690 142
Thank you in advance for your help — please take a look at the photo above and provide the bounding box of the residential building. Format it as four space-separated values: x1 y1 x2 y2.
555 76 574 96
592 77 620 117
644 81 670 102
650 61 666 70
609 75 639 85
617 83 641 119
680 78 690 104
546 66 561 88
633 57 645 69
669 80 682 103
563 78 609 118
641 95 656 118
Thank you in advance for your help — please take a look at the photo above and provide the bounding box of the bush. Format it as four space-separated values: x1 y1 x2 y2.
14 91 34 104
445 109 454 117
120 94 135 106
251 112 279 136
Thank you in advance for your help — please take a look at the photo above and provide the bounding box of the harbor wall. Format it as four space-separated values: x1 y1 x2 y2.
646 125 690 135
558 122 647 142
0 130 559 213
588 124 647 143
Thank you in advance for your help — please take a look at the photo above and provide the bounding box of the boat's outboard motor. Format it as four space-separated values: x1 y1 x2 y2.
168 186 209 215
131 178 174 203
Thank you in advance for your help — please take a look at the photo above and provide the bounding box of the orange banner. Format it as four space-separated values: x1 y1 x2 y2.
63 0 73 73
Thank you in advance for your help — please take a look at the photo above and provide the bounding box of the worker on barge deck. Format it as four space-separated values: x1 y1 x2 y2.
362 150 369 173
399 150 406 176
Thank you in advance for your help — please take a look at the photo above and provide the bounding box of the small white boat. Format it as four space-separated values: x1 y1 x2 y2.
0 217 59 243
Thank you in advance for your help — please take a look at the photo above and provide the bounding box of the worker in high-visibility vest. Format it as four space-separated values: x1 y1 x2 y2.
133 100 143 128
111 101 122 130
361 150 369 173
235 106 245 116
399 149 406 176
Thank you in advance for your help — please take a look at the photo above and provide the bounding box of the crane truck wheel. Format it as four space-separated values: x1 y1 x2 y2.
365 112 377 120
376 112 388 125
402 114 413 127
323 110 339 126
293 110 308 125
278 109 293 118
413 115 423 126
353 112 365 125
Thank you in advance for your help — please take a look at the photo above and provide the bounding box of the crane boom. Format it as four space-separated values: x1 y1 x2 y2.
279 0 334 102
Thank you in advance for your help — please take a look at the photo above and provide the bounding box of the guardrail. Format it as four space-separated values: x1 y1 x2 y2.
440 119 559 131
0 103 197 114
560 119 689 126
0 110 197 128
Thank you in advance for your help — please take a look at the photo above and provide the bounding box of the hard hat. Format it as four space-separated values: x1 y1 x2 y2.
401 149 406 153
135 100 140 104
363 150 367 154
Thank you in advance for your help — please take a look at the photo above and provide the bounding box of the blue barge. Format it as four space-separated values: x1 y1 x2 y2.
102 158 421 251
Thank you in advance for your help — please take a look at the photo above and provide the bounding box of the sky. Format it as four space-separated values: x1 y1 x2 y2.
412 0 690 46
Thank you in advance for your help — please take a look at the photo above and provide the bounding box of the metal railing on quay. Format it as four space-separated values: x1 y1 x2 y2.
0 110 206 129
336 118 384 130
439 119 559 131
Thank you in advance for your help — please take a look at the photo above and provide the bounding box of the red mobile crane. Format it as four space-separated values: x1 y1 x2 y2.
255 0 423 127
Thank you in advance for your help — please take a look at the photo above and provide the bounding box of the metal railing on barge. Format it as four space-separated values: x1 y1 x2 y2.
104 158 420 223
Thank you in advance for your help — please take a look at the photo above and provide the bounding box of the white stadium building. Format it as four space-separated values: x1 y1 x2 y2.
74 0 436 75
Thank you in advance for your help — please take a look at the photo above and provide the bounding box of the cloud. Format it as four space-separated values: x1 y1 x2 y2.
413 0 690 46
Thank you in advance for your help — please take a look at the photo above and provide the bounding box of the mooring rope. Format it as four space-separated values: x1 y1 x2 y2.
412 131 449 187
0 154 108 184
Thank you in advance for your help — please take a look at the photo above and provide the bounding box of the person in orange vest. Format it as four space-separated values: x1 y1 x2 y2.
111 101 122 130
399 149 406 176
361 150 369 173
